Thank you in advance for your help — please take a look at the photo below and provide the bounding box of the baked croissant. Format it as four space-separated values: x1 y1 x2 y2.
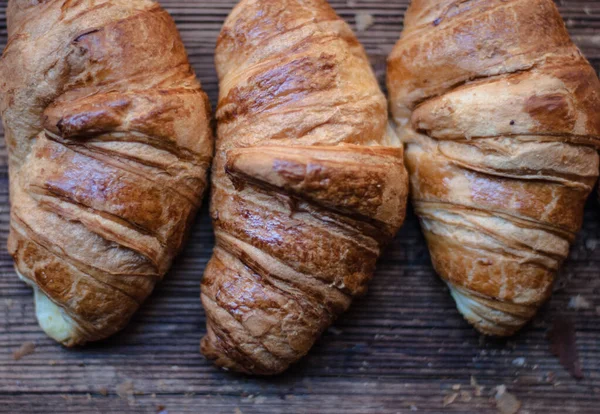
201 0 408 375
0 0 212 345
388 0 600 336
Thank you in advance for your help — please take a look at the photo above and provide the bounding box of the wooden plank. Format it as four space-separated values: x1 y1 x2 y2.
0 0 599 413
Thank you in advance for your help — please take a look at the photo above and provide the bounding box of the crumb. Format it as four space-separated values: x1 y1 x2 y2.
452 384 461 391
116 381 135 400
471 376 484 396
152 393 157 399
328 327 343 336
86 393 92 401
48 360 57 366
585 238 597 250
98 387 108 397
568 295 592 310
234 408 243 414
460 390 472 402
13 342 36 360
494 385 521 414
443 393 458 407
512 357 526 367
355 12 374 32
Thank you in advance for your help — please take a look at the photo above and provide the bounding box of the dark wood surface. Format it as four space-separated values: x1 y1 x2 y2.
1 1 600 413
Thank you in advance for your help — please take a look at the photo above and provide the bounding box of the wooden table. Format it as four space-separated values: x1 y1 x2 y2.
1 1 599 412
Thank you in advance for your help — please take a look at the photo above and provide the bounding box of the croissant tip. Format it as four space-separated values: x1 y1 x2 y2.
17 271 85 346
200 332 291 376
200 334 239 372
448 284 531 337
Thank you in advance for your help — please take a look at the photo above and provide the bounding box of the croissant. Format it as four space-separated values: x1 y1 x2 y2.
387 0 600 336
0 0 212 345
200 0 408 375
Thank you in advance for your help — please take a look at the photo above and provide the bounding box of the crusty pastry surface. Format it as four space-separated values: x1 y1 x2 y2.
387 0 600 336
201 0 408 375
0 0 213 345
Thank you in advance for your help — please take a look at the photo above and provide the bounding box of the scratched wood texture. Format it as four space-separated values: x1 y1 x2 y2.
0 0 599 413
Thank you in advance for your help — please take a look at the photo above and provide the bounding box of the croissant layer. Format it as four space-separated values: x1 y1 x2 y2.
201 0 408 375
0 0 213 345
387 0 600 336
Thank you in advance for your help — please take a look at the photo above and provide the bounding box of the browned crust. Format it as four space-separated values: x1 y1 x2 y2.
201 0 408 375
0 0 213 345
387 0 600 336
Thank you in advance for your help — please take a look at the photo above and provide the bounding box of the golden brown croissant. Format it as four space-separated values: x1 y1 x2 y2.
0 0 212 345
387 0 600 336
201 0 408 375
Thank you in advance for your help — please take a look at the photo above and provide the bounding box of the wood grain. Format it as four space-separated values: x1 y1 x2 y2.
0 1 599 413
